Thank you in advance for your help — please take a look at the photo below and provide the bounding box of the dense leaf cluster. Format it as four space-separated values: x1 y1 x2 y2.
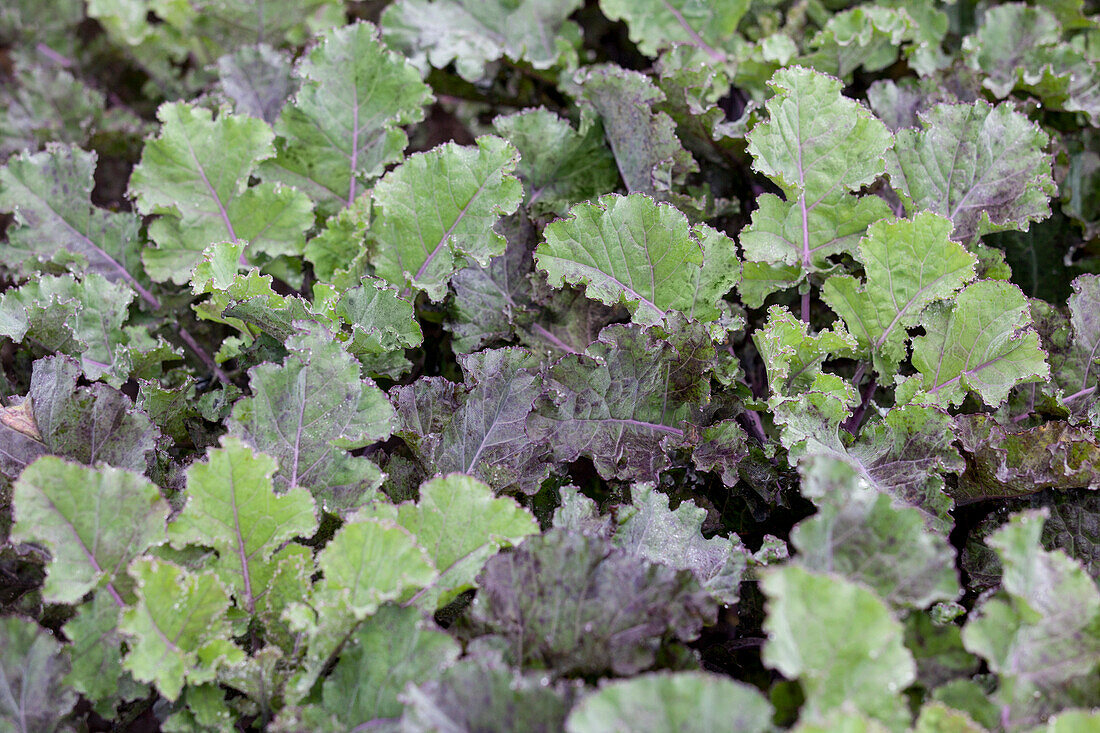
1 0 1100 730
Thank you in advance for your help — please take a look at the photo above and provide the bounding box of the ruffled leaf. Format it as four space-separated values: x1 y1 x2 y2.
262 21 433 213
367 136 523 301
536 193 739 326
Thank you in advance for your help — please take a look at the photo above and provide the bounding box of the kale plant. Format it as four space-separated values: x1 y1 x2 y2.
1 0 1099 730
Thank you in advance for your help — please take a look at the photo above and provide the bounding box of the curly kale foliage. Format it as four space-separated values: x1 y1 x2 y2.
2 1 1100 730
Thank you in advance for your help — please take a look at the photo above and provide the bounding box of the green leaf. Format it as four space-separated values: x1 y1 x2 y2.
823 213 977 379
215 43 297 124
0 0 83 59
962 4 1100 125
904 612 981 693
964 4 1062 99
912 703 986 733
335 276 423 379
536 193 739 326
527 320 713 482
0 59 108 159
613 483 747 605
552 485 611 536
747 65 891 217
469 528 715 676
1039 492 1100 581
168 437 318 613
909 280 1049 408
1041 710 1100 733
262 21 433 213
120 558 243 701
492 108 619 216
792 456 959 609
304 193 371 283
363 473 538 607
381 0 583 82
130 102 313 283
597 0 749 60
961 510 1100 729
368 135 523 301
11 456 168 604
281 605 460 730
254 544 314 654
131 100 275 220
316 516 437 613
0 145 150 298
763 332 963 535
398 651 580 733
0 616 77 732
574 64 697 200
228 328 394 514
285 517 437 697
741 66 893 295
653 46 756 161
762 565 916 730
446 214 539 353
63 588 148 716
0 272 179 385
755 305 857 399
886 101 1054 243
565 671 773 733
447 213 623 356
800 6 914 79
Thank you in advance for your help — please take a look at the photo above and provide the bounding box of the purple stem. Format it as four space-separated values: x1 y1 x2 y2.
741 408 767 443
843 375 877 435
1064 385 1096 404
659 0 726 62
800 290 810 323
36 43 73 67
531 322 579 355
176 327 231 384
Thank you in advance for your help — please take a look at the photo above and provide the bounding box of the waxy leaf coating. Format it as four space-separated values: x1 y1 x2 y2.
228 328 394 514
613 483 747 605
598 0 749 60
887 100 1054 242
280 604 460 730
0 145 146 291
470 529 716 676
399 651 580 733
528 320 713 482
792 456 959 609
574 64 697 200
962 510 1100 728
743 66 892 288
3 3 1097 728
382 0 584 82
130 102 313 282
566 671 773 733
492 108 619 216
0 616 77 732
363 473 538 607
